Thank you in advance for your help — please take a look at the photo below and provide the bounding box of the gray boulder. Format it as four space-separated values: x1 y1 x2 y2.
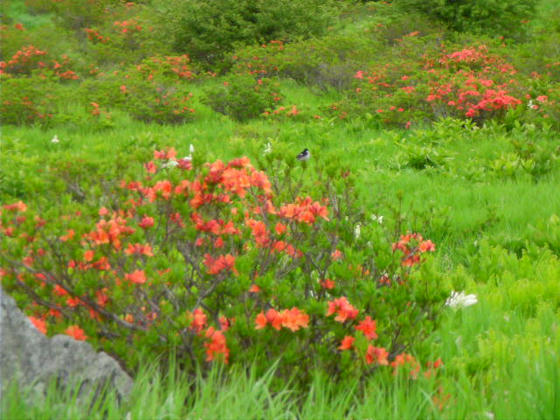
0 287 133 404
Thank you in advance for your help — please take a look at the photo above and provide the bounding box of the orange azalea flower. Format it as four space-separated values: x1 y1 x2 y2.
124 314 134 323
125 269 147 284
154 147 177 160
255 307 309 331
326 297 359 322
249 284 261 293
250 170 272 194
419 240 436 252
96 288 109 307
320 278 335 289
390 352 419 377
29 316 47 335
203 254 237 275
219 316 232 331
125 243 154 256
53 284 68 296
331 250 343 261
190 308 207 333
204 327 229 363
281 307 309 332
255 312 268 329
84 250 94 262
366 345 389 365
139 215 154 229
66 296 82 307
338 335 355 351
3 201 27 212
59 229 75 242
65 325 87 341
275 222 287 235
355 316 378 340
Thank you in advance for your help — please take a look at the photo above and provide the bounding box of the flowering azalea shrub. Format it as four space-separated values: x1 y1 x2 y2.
326 40 559 128
0 148 447 385
0 45 79 80
203 76 283 122
81 62 196 125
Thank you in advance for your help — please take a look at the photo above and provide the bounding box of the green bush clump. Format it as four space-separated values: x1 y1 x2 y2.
232 36 382 90
0 147 447 387
0 73 59 126
203 75 282 121
81 57 197 125
154 0 338 66
394 0 538 40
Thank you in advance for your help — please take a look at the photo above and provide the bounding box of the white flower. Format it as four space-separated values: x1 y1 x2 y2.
189 144 195 154
370 214 384 224
445 291 478 308
161 159 179 169
264 142 272 155
354 224 361 239
51 135 60 144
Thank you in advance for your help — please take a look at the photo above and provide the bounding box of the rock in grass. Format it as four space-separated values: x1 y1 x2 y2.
0 287 133 405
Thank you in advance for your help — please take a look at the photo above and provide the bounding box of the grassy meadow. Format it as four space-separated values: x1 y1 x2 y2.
1 0 559 418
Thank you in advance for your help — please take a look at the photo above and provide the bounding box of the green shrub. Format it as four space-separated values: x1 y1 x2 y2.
81 60 197 125
154 0 337 66
0 73 59 126
203 75 282 121
0 148 447 387
394 0 538 39
233 36 382 90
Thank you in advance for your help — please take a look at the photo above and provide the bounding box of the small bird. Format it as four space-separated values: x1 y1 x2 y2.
296 148 310 161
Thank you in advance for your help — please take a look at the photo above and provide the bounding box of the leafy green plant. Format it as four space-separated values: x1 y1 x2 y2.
203 75 282 121
394 0 538 40
154 0 337 66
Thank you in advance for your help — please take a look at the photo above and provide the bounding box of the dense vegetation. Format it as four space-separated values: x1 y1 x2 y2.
1 0 559 418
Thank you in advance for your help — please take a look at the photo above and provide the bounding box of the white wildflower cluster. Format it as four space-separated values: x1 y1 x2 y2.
354 224 361 239
445 291 478 309
51 134 60 144
370 214 384 224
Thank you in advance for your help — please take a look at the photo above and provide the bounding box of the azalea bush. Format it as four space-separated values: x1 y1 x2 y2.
81 59 197 125
203 75 282 121
0 147 448 386
327 40 556 128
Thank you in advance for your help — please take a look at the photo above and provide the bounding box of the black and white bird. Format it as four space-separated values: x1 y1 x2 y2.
296 148 310 161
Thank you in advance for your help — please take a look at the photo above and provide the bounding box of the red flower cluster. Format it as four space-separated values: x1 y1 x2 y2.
326 297 359 322
255 307 310 332
392 233 435 267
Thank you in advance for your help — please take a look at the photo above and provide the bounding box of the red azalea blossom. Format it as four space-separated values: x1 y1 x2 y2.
338 335 355 350
326 297 359 322
190 308 207 333
65 325 87 341
204 327 229 363
29 316 47 334
366 345 389 365
125 269 147 284
355 316 378 340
